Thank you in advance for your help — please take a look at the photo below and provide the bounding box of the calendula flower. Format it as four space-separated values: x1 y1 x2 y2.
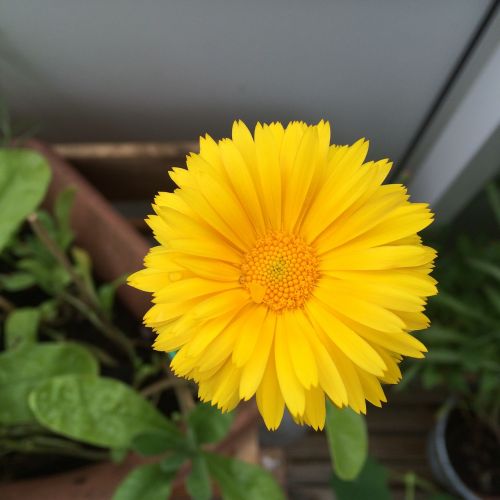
129 121 437 430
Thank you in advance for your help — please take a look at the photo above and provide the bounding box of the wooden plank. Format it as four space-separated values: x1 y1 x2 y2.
286 462 433 487
281 387 440 498
54 142 198 201
289 486 334 500
366 407 435 433
287 433 428 462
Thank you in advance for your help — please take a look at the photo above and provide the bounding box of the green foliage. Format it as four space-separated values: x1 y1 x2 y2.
0 144 286 500
4 307 40 349
205 452 285 500
0 343 98 425
160 453 189 473
132 428 187 456
325 402 368 481
404 182 500 435
112 463 175 500
72 246 97 300
331 457 455 500
3 188 78 296
29 375 178 448
0 149 51 252
186 455 212 500
122 403 283 500
330 457 390 500
53 187 75 250
0 272 36 292
187 402 234 445
97 275 127 320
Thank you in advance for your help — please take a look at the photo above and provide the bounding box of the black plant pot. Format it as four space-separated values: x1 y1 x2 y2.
428 400 483 500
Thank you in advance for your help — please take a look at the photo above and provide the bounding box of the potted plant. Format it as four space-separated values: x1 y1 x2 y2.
401 183 500 499
0 142 280 499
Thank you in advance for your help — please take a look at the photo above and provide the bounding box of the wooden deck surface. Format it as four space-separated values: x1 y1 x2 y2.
261 389 445 500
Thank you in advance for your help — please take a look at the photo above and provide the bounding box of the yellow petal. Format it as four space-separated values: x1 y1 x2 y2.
283 311 318 389
232 305 268 367
320 245 437 270
239 313 276 400
256 348 285 430
154 278 238 304
306 298 386 376
274 315 305 416
295 310 347 406
303 385 326 430
315 281 406 332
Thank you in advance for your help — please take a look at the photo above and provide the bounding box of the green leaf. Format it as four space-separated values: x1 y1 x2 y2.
0 149 51 252
72 247 97 299
0 272 36 291
110 447 128 463
467 258 500 284
325 402 368 481
484 286 500 316
330 457 390 500
38 299 59 323
160 453 188 473
425 350 462 364
187 403 234 445
4 307 40 349
422 367 443 389
17 257 70 294
204 452 284 500
53 188 75 250
186 454 212 500
426 325 465 343
97 276 126 319
433 292 489 325
113 463 174 500
0 342 98 425
132 428 186 456
29 374 179 448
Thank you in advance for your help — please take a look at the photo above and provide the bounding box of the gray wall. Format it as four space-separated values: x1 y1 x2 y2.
0 1 491 163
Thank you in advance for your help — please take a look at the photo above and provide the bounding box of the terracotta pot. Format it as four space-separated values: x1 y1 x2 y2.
0 141 260 499
0 403 259 500
28 139 151 320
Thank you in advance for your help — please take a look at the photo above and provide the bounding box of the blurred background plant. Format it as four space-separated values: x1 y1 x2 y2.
401 183 500 438
398 182 500 496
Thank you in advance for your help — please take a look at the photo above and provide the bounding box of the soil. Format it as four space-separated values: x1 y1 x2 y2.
446 407 500 496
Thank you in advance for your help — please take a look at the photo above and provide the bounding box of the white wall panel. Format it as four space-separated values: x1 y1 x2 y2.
0 0 492 163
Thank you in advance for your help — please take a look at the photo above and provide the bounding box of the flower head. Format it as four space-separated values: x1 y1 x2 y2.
129 121 437 430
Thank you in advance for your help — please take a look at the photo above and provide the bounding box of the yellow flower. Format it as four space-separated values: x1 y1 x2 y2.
129 121 437 430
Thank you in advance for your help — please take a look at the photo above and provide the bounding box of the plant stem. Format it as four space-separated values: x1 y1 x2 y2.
163 364 196 415
27 212 138 365
28 213 93 305
61 292 137 364
140 376 188 398
403 472 416 500
1 436 109 462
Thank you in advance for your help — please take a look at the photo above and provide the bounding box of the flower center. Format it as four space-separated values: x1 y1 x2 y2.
240 231 319 312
